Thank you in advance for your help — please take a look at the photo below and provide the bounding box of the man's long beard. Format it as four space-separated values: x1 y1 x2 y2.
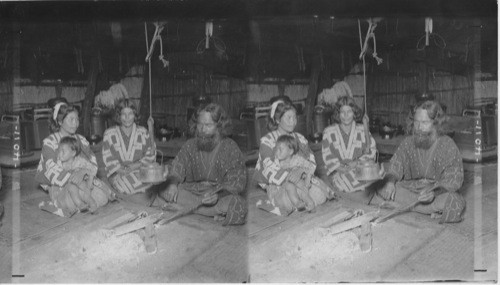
196 132 220 152
413 129 437 149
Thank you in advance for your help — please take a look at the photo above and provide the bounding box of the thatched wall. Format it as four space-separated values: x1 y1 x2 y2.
14 81 86 107
369 71 421 127
0 80 13 116
149 75 248 130
246 82 309 107
368 71 482 127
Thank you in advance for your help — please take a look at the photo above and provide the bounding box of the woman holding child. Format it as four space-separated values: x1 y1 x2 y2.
36 99 115 217
253 97 335 216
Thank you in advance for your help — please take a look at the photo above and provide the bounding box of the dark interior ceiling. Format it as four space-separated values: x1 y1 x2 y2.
1 0 497 81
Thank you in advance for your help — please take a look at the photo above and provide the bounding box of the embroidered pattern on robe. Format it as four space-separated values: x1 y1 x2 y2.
387 135 463 192
322 123 376 192
102 124 155 194
170 138 246 195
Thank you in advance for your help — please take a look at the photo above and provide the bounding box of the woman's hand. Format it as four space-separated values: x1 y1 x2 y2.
380 181 396 200
117 166 131 175
128 161 142 171
336 160 356 174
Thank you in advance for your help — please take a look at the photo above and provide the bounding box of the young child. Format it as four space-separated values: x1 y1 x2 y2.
274 134 323 212
58 136 98 212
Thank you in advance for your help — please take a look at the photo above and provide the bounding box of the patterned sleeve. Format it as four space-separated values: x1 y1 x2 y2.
101 128 123 177
322 126 341 176
295 133 316 167
255 133 289 186
217 140 247 195
35 136 71 187
77 134 98 166
436 137 464 192
387 137 411 181
169 140 192 184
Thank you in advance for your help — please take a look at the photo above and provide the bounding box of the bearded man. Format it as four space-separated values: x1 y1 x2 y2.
378 100 465 223
160 103 247 225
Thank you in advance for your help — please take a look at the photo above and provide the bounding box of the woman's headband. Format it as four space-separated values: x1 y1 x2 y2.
270 100 284 122
53 102 67 121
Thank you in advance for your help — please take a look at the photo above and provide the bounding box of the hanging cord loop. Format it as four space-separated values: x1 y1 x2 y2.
358 19 376 155
144 22 169 143
358 18 384 65
416 18 446 51
145 22 168 67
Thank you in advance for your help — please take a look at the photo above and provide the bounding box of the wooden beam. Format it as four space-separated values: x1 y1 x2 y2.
305 53 321 136
328 212 377 235
82 55 98 138
82 23 99 138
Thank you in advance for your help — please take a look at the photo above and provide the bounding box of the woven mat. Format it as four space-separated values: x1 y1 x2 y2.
384 227 474 282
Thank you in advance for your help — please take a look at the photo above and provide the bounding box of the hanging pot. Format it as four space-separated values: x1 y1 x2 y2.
139 150 167 184
354 159 382 181
415 92 435 103
192 95 211 107
157 125 174 142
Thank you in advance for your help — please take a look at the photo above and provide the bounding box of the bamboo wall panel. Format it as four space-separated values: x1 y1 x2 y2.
150 75 247 130
10 85 86 107
370 71 419 126
369 70 473 127
428 73 473 115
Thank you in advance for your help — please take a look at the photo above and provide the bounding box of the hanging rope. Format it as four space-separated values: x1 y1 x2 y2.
144 22 149 53
358 19 371 155
358 18 383 65
144 22 154 139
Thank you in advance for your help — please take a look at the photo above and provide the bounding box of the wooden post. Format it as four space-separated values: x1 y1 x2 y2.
82 51 99 138
55 80 62 98
278 80 285 97
305 54 321 136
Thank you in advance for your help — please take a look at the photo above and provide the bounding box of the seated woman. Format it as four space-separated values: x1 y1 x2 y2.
321 96 381 194
101 98 167 205
253 98 335 216
36 101 116 217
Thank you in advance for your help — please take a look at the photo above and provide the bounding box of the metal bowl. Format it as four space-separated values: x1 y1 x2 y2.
354 160 382 181
139 162 166 184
